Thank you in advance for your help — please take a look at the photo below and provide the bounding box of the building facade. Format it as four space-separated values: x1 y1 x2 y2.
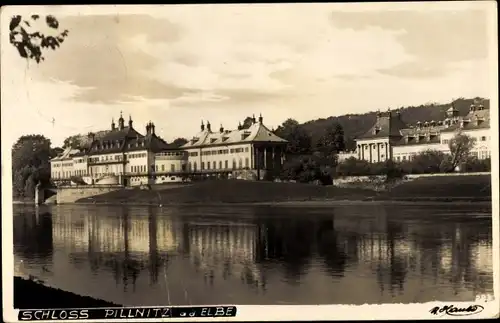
50 113 288 186
50 113 186 186
180 114 288 180
339 99 491 163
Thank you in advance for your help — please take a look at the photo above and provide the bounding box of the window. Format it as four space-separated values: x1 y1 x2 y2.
219 161 222 169
161 165 165 172
207 162 210 170
201 162 205 170
481 136 487 141
188 162 192 171
225 160 228 169
171 164 175 172
245 158 249 168
396 156 401 162
245 147 249 152
213 161 216 169
194 162 197 171
402 156 407 161
232 159 236 169
239 159 243 169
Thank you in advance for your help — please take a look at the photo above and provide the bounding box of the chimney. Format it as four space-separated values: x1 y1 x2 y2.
237 122 243 130
146 122 151 135
258 113 263 124
201 120 205 131
207 121 211 132
111 118 116 131
252 114 256 124
219 124 224 133
151 122 155 135
128 115 133 128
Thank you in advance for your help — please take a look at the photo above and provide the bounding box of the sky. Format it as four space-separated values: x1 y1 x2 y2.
1 2 497 147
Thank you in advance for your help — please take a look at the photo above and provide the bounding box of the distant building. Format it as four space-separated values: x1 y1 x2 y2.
339 99 491 163
50 113 288 186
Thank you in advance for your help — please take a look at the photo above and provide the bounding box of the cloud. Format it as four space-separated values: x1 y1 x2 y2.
1 3 493 146
329 9 489 78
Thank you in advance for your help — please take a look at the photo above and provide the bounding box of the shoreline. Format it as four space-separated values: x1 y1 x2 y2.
14 276 121 309
56 197 492 207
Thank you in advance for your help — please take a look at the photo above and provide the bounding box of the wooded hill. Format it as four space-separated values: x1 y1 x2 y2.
300 97 490 151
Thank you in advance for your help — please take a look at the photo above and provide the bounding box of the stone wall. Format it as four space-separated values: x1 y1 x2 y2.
56 185 122 204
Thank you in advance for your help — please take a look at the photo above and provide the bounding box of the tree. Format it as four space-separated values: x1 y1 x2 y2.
12 135 53 198
401 149 447 174
63 135 84 149
447 133 476 172
315 123 345 157
9 15 69 63
275 119 312 155
172 137 188 148
242 116 254 129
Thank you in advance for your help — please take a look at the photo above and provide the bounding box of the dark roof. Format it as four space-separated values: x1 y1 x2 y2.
357 111 408 140
75 126 178 156
440 108 490 133
392 135 441 147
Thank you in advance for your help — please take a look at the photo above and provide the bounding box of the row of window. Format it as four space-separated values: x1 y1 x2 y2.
200 147 249 156
394 150 490 162
442 136 487 145
52 162 74 168
52 170 87 178
156 152 184 157
199 158 250 170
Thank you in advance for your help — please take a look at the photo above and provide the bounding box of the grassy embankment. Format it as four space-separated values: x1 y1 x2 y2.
14 277 120 309
75 175 491 205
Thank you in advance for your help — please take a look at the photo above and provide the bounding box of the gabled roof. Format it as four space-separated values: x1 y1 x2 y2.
181 122 287 149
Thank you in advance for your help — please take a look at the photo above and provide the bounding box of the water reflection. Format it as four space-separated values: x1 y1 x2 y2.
13 204 493 305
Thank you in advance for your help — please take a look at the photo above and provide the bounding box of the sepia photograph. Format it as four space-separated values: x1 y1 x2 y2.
1 2 498 321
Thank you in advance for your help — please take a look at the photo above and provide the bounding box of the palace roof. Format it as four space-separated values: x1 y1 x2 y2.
50 147 81 161
357 110 408 140
181 120 287 149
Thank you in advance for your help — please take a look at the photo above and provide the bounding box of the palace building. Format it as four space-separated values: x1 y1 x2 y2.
50 113 288 186
181 114 287 180
338 99 491 163
50 113 185 186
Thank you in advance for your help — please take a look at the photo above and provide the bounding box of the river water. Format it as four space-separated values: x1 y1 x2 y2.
13 203 493 306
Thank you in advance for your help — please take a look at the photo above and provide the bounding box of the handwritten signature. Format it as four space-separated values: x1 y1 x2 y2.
429 305 484 316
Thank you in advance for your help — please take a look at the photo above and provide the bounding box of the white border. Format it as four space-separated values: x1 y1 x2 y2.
2 2 499 322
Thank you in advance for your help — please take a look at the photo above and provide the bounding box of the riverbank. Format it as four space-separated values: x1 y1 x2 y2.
73 175 491 206
14 277 120 309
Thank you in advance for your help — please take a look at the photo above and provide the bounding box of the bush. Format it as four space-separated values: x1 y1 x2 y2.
335 157 371 176
462 157 490 172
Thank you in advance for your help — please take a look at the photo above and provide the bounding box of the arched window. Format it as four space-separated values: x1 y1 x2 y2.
219 161 222 169
232 159 236 169
194 162 197 171
239 158 243 169
245 158 249 168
